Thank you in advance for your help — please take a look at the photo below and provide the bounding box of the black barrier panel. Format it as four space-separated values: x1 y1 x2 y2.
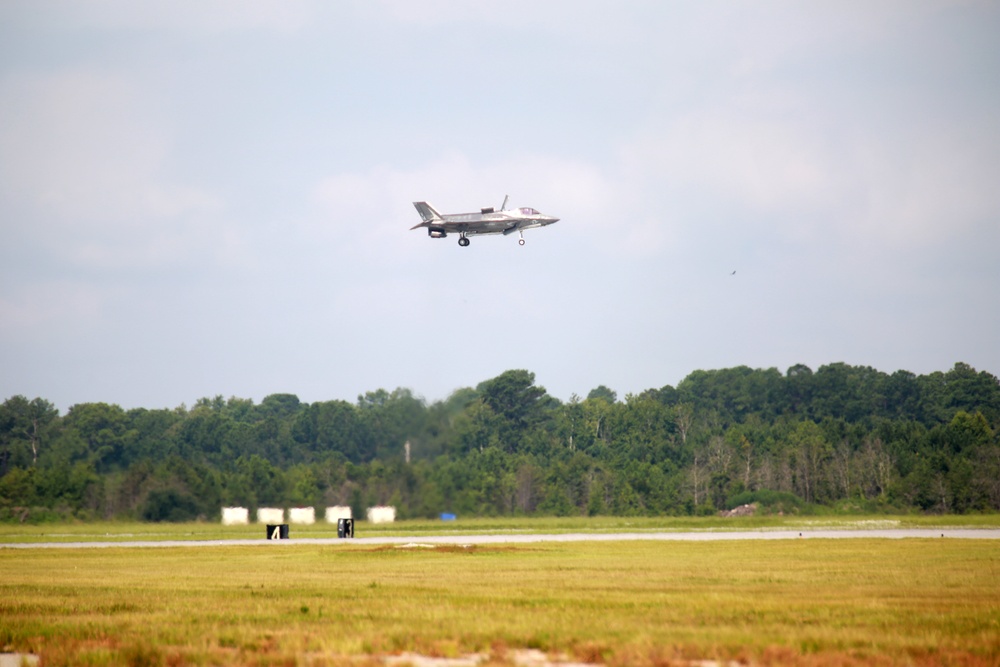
266 524 289 540
337 518 354 538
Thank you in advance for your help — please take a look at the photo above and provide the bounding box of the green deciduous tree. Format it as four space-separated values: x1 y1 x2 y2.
3 361 999 522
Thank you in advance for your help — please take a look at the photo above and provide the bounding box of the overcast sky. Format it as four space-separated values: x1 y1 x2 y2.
2 1 998 413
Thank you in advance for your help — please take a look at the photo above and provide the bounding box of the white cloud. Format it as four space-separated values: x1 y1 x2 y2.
618 99 1000 255
0 280 110 337
37 0 313 35
0 69 219 220
651 113 835 212
850 124 1000 247
364 0 634 37
0 70 166 220
0 68 248 271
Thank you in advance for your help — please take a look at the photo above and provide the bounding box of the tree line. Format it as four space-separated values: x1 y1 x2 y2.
1 362 999 522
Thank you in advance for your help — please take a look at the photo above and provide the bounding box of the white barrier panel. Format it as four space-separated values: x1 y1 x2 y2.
257 507 284 524
222 507 249 526
325 506 352 523
366 505 396 524
288 507 315 524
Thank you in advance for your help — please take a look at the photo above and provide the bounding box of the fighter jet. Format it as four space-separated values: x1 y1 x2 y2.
410 195 559 247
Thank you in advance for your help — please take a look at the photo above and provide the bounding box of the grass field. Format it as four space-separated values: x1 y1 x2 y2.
2 523 999 666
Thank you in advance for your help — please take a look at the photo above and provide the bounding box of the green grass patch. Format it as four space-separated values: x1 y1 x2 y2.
2 538 998 665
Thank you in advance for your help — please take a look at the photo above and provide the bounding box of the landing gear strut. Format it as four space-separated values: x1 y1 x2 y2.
518 231 525 246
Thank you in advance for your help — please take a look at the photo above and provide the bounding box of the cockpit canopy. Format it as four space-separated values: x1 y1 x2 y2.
519 207 540 215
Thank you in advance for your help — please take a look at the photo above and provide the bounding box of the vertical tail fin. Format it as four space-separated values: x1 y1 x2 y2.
412 201 443 226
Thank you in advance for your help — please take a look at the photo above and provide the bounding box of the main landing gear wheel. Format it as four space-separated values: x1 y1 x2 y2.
458 236 470 247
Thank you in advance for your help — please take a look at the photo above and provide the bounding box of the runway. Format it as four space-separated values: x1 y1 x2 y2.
3 528 999 549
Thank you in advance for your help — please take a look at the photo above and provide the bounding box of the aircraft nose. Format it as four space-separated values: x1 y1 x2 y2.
546 216 560 224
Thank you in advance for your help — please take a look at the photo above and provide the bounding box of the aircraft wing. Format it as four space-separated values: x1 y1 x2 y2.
410 219 464 232
423 220 502 236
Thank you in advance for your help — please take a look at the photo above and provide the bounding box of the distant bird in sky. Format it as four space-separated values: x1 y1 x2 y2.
730 270 736 275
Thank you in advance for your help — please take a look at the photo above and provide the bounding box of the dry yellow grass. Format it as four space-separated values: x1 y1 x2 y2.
1 538 998 666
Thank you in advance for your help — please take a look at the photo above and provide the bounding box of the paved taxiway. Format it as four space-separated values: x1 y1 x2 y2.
3 529 999 549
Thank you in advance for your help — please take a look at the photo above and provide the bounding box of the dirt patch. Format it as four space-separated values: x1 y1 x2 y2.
361 544 544 555
383 648 595 667
380 652 742 667
718 504 756 518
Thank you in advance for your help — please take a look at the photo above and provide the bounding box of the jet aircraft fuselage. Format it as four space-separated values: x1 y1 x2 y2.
410 196 559 246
